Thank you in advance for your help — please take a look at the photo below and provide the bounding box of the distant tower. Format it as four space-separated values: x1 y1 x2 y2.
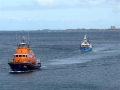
111 26 116 30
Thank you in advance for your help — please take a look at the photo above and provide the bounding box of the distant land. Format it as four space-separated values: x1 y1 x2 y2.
1 26 120 32
36 26 120 32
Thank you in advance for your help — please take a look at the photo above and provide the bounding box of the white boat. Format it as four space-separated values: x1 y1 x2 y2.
80 35 92 52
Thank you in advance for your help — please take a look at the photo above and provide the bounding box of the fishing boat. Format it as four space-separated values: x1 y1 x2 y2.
80 35 92 52
8 36 41 73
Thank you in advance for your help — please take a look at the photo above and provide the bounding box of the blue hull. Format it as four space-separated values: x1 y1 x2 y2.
8 62 41 73
80 47 92 52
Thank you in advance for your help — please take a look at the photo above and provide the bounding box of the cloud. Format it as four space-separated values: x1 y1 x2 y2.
35 0 59 6
114 4 120 12
34 0 105 7
32 0 120 13
0 0 120 11
89 0 105 5
5 17 32 22
109 0 120 12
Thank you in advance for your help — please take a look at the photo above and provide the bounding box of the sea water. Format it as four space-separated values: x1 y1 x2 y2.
0 30 120 90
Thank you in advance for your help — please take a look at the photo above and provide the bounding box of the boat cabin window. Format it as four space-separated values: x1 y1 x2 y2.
23 55 25 57
14 55 27 57
15 55 18 57
19 55 22 57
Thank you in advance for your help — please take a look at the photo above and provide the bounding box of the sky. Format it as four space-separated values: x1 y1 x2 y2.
0 0 120 30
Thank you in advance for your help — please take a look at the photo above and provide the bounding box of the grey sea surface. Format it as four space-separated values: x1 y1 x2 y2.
0 30 120 90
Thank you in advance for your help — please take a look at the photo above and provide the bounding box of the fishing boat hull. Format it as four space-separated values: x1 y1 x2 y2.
8 62 41 73
80 47 92 52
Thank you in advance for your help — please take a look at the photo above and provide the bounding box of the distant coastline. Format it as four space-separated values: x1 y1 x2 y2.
1 26 120 32
35 29 120 33
37 26 120 32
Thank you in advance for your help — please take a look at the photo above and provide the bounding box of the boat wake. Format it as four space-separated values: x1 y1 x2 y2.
49 44 120 66
9 70 35 73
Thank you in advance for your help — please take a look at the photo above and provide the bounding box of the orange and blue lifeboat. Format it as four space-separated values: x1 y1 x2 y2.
8 37 41 73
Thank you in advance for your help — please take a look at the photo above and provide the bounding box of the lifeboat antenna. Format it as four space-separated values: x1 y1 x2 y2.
19 33 20 45
22 36 26 43
16 32 19 46
27 31 30 47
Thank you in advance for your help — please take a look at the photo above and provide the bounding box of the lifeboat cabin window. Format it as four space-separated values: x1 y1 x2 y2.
14 55 18 57
23 55 25 57
14 55 27 57
23 55 27 57
19 55 22 57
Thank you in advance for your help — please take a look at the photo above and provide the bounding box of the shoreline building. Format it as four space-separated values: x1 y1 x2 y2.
111 26 116 30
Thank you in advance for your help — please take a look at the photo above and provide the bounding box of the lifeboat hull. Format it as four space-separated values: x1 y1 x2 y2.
8 62 41 73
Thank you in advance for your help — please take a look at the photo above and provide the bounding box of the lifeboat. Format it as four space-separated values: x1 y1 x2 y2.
80 35 92 52
8 36 41 73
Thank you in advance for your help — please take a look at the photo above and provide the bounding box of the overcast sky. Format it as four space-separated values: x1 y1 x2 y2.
0 0 120 30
